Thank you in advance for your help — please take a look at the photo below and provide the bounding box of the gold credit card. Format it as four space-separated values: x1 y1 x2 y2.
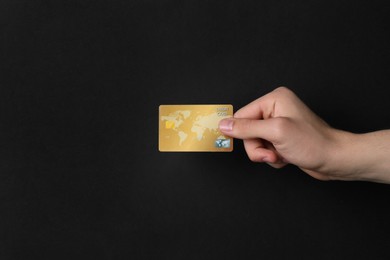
159 104 233 152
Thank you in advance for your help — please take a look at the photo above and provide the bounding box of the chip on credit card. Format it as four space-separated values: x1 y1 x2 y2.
159 105 233 152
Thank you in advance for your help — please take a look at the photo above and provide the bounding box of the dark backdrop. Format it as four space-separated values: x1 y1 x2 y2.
1 0 390 259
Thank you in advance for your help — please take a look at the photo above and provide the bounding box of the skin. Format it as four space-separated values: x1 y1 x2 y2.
219 87 390 184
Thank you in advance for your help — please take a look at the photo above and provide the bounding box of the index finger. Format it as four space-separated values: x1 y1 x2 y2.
234 93 274 120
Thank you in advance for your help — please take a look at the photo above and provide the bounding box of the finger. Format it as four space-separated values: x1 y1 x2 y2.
219 117 288 143
234 87 296 120
245 139 287 167
234 87 290 119
267 161 288 169
262 141 288 168
243 139 277 163
234 94 274 119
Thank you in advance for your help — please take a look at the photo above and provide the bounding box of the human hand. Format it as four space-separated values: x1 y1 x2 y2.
219 87 390 183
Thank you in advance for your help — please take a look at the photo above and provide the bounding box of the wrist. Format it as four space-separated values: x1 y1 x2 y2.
328 130 390 183
322 129 358 181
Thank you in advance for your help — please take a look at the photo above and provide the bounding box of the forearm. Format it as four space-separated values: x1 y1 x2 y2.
331 130 390 183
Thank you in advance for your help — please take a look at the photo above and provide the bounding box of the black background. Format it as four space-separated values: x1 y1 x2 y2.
1 0 390 259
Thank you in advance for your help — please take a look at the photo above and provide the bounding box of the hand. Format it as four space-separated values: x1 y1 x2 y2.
219 87 390 183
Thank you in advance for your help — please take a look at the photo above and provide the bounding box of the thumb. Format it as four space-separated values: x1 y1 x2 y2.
219 117 286 142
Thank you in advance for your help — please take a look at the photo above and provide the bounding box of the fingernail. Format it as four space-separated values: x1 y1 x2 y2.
262 157 270 163
219 118 234 131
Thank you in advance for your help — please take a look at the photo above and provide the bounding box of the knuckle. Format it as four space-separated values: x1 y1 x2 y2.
273 86 294 99
274 86 291 94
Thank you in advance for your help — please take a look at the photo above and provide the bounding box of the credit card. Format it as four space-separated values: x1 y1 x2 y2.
159 104 233 152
